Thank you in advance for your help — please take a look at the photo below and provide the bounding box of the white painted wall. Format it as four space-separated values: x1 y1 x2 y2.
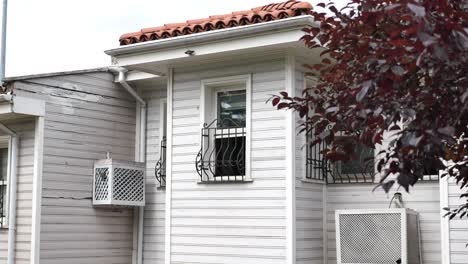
140 82 167 264
447 181 468 264
13 72 136 264
0 118 36 264
168 53 288 264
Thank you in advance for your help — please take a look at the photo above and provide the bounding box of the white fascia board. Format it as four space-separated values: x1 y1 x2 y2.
115 29 306 67
106 15 316 66
113 71 160 83
0 95 45 117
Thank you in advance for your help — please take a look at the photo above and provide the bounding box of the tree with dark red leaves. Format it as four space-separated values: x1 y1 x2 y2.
272 0 468 218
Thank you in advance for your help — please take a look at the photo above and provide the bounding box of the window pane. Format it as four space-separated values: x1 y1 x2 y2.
0 148 7 181
217 90 246 128
214 136 246 176
341 144 374 174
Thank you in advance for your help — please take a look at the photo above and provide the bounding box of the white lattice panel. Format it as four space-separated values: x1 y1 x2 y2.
113 167 144 202
94 167 109 201
335 209 421 264
93 159 145 207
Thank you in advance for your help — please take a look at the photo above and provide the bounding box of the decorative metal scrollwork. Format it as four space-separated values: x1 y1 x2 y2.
155 137 166 188
196 119 246 183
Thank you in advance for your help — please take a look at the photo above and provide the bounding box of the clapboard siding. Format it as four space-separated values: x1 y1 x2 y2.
170 54 288 263
0 119 36 264
140 83 167 264
447 182 468 263
294 63 324 264
326 183 441 264
14 72 136 264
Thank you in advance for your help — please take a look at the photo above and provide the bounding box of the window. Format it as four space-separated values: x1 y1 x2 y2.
155 100 167 188
217 90 246 128
0 137 10 228
329 137 375 184
214 89 246 177
305 128 375 184
197 75 251 183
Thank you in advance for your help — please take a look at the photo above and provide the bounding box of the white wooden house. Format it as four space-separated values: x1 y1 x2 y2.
0 1 466 264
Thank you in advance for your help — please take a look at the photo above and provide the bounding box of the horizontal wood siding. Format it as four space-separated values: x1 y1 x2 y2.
447 182 468 263
140 83 166 264
326 183 441 264
0 119 36 264
170 55 288 264
294 65 324 264
14 72 136 264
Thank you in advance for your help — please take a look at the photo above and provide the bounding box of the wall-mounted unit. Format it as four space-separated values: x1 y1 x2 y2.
335 208 421 264
93 159 145 207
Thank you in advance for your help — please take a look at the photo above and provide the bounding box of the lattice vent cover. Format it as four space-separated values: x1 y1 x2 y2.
94 168 109 201
93 159 145 207
113 167 144 202
338 213 402 263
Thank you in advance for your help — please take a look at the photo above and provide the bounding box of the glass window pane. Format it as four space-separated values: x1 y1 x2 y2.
0 148 7 181
341 144 374 174
217 90 246 128
214 136 246 176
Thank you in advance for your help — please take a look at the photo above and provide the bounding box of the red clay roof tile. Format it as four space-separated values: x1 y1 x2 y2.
119 0 312 46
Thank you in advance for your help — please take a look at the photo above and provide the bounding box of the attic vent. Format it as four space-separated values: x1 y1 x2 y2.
93 159 145 207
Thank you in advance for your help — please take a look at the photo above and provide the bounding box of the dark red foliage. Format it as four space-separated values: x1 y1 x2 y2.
273 0 468 217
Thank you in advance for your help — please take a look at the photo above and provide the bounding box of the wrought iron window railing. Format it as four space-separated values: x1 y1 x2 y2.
0 176 6 228
196 119 246 183
306 139 375 184
306 136 441 184
155 137 166 188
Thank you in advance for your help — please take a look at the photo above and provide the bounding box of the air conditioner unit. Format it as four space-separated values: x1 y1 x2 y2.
93 159 145 207
335 208 421 264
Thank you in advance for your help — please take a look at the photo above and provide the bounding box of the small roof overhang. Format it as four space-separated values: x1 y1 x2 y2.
0 94 45 121
105 15 321 76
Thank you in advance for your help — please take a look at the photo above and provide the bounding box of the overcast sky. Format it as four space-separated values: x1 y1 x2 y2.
1 0 332 77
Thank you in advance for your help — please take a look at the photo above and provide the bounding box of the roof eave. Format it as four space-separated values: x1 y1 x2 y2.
105 15 316 57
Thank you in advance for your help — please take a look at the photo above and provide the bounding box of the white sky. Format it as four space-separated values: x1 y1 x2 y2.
1 0 338 77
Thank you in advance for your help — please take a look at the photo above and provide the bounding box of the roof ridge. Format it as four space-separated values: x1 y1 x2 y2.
119 1 312 46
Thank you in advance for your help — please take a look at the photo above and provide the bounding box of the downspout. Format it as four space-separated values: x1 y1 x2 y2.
0 122 17 264
0 0 8 80
113 67 146 264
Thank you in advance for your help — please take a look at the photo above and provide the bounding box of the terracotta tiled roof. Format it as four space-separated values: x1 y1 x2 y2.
119 1 312 46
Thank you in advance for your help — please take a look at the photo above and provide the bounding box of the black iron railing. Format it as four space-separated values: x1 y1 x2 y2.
0 176 5 228
306 135 441 183
155 137 166 188
306 137 375 184
196 119 246 183
306 140 328 182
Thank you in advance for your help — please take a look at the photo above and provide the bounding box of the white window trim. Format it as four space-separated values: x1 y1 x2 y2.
0 135 11 228
200 74 252 181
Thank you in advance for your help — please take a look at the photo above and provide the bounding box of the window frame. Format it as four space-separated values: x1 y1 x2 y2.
0 136 11 228
200 75 252 182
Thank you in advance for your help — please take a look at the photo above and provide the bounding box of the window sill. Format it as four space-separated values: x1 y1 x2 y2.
197 178 254 184
301 178 326 185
